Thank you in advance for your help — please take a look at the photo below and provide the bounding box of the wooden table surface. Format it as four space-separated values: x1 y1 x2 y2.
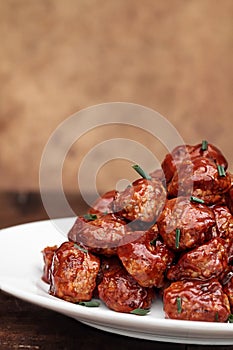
0 192 233 350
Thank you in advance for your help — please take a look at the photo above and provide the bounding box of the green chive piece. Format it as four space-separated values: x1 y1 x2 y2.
83 213 98 221
215 312 219 322
217 165 226 177
130 308 150 316
77 300 100 307
201 140 208 151
132 164 152 180
228 314 233 323
190 196 205 204
74 243 88 253
176 296 182 314
175 228 181 249
150 238 157 246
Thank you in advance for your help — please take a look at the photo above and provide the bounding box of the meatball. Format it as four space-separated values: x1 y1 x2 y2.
190 142 228 170
161 145 195 184
88 190 118 216
213 205 233 261
167 157 231 204
49 241 100 303
225 174 233 215
162 142 228 185
163 279 230 322
167 238 228 281
112 178 166 223
93 256 123 298
41 245 58 284
68 214 126 256
222 271 233 312
213 205 233 239
98 266 154 313
117 230 174 288
157 196 215 251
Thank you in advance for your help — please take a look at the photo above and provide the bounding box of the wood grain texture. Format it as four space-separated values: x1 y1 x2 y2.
0 1 232 192
0 291 187 350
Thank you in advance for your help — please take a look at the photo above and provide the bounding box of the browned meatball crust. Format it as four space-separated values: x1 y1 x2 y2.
213 205 233 238
161 145 195 184
117 230 174 288
98 266 154 313
190 142 228 170
68 214 126 256
93 256 123 298
162 142 228 185
41 245 58 284
88 190 118 216
167 157 231 204
167 238 228 281
213 205 233 261
225 174 233 215
49 241 100 302
157 197 215 251
222 270 233 312
163 279 230 322
112 178 166 223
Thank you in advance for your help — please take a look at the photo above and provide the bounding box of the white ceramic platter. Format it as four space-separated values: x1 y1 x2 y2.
0 218 233 345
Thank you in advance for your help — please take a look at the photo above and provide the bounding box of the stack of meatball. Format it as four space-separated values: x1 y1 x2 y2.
42 142 233 322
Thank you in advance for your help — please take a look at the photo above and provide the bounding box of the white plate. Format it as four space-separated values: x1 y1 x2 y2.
0 219 233 345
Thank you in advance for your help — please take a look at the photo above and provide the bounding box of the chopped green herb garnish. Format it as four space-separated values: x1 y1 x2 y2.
83 214 98 221
175 228 181 249
77 300 100 307
150 238 157 246
176 296 182 314
132 164 151 180
130 308 150 316
217 165 226 177
215 312 219 322
190 196 205 204
74 243 88 253
228 314 233 323
201 140 208 151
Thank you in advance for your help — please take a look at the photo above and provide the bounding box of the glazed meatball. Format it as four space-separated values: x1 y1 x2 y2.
213 205 233 261
162 142 228 185
161 144 195 184
93 256 123 298
163 279 230 322
98 256 123 279
167 238 228 281
190 142 228 170
222 270 233 312
225 174 233 215
117 229 174 288
112 178 166 223
98 266 154 313
49 241 100 303
157 196 215 251
41 245 58 284
167 157 231 204
213 205 233 238
68 214 127 256
88 190 118 216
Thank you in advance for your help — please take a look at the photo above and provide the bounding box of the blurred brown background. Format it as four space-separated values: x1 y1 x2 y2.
0 0 233 193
